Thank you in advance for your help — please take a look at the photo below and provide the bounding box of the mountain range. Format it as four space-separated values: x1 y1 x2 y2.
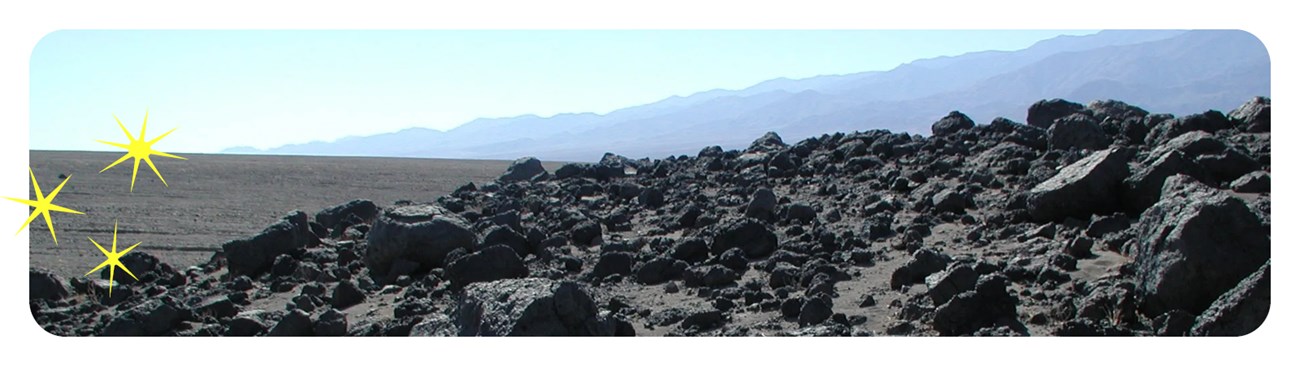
223 30 1270 161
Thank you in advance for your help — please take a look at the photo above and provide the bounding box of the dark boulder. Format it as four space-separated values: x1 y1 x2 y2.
590 251 635 279
743 187 778 222
1027 98 1086 129
554 163 590 179
669 237 710 264
101 297 183 336
446 245 529 289
570 220 603 246
454 278 618 336
1189 260 1270 336
1025 148 1130 222
889 249 953 289
1123 150 1211 214
1228 96 1270 133
926 264 978 306
268 309 314 336
1146 110 1232 145
29 268 69 301
1133 175 1270 316
313 308 348 336
635 257 688 285
1047 113 1110 151
498 156 547 182
710 218 777 258
683 264 739 288
480 225 530 258
331 279 366 309
931 111 975 136
747 131 787 153
931 188 972 214
798 296 834 326
1230 171 1270 194
315 199 379 234
932 275 1020 336
364 204 477 277
785 203 817 224
222 211 317 276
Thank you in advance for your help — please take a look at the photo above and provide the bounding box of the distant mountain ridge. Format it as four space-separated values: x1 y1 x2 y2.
226 30 1269 161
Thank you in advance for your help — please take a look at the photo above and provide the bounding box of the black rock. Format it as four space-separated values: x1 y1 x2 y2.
101 297 183 336
798 296 834 326
1230 171 1271 194
315 199 379 234
710 218 777 258
1027 99 1086 129
1189 260 1270 336
365 204 477 277
932 111 975 136
669 237 710 264
1123 150 1211 214
480 225 530 258
1133 175 1269 316
1025 148 1130 222
926 264 978 306
638 187 666 208
680 309 725 331
221 211 316 276
931 188 972 214
29 268 69 301
889 248 953 289
715 247 749 273
332 279 366 309
454 278 617 336
932 275 1020 336
590 251 635 279
268 309 314 336
313 308 348 336
1048 113 1110 151
225 314 268 336
1228 96 1270 133
683 264 739 288
499 156 548 182
635 257 688 285
570 220 603 246
1146 110 1232 145
786 203 817 224
744 187 778 222
447 245 529 289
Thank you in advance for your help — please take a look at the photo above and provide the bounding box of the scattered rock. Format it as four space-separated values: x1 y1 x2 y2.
365 204 477 277
454 278 618 336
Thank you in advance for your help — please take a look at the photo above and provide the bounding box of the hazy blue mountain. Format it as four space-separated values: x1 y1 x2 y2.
227 30 1269 162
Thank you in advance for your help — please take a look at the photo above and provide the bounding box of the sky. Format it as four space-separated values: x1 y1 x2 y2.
29 30 1099 153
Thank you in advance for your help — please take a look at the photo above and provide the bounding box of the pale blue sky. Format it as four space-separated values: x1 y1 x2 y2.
30 30 1098 153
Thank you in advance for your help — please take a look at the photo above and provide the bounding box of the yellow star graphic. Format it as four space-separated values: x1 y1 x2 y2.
85 221 141 297
3 168 85 245
97 110 186 192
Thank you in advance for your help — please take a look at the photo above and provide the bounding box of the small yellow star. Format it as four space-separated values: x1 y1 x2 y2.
3 168 85 245
97 110 187 192
85 221 141 297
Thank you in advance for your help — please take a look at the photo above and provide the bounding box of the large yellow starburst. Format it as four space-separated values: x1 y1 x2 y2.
3 168 84 245
85 221 140 297
97 110 187 192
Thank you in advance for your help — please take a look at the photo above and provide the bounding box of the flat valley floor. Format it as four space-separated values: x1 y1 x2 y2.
26 151 563 280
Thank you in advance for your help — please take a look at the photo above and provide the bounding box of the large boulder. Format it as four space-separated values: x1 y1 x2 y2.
99 251 184 287
453 278 619 336
1189 260 1270 336
364 204 477 277
222 211 317 276
1047 113 1110 150
743 188 778 222
315 199 379 234
1025 148 1130 222
1133 175 1270 316
710 218 777 258
446 245 529 289
101 297 184 336
499 157 547 182
1123 150 1211 214
29 268 69 301
1228 96 1270 133
747 131 787 153
931 275 1020 336
931 111 975 136
1145 110 1232 145
1027 98 1086 129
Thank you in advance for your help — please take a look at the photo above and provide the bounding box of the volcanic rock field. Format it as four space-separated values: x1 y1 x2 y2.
30 97 1271 336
